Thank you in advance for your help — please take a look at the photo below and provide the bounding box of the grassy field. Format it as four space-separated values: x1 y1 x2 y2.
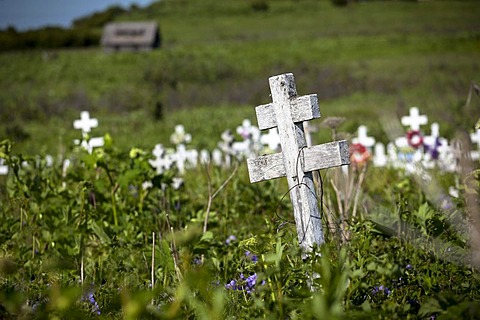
1 1 480 318
0 0 479 154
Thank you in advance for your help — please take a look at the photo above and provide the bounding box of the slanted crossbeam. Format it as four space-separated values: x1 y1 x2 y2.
247 73 349 252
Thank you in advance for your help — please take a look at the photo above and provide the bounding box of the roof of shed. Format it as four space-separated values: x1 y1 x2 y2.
101 21 159 46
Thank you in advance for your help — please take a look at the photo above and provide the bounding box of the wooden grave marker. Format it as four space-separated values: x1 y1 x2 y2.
247 73 350 251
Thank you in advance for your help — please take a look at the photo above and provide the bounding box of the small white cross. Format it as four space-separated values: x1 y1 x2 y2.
260 128 281 152
352 125 375 149
373 143 387 167
232 140 251 159
73 111 98 135
470 128 480 149
149 144 173 174
394 136 409 149
0 158 8 175
170 125 192 145
81 137 105 154
199 149 210 165
423 123 449 164
212 149 223 167
423 123 440 147
171 144 198 174
401 107 428 131
45 155 54 167
236 119 260 141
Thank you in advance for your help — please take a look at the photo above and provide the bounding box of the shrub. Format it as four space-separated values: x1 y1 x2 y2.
249 0 269 12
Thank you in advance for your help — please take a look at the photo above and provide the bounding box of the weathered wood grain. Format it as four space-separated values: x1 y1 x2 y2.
255 94 320 130
247 140 349 183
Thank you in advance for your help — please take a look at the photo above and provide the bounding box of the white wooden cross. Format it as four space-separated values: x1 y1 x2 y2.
81 137 105 154
423 123 441 147
373 143 388 167
171 144 198 174
73 111 98 136
149 144 173 174
237 119 260 141
260 128 281 152
352 125 375 149
170 124 192 145
200 149 210 165
247 73 350 252
212 149 223 167
401 107 428 131
0 158 8 175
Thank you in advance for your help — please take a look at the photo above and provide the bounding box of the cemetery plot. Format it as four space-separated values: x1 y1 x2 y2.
1 86 480 320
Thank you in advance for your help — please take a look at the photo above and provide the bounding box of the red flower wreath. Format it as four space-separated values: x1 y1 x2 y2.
406 130 424 149
349 143 371 164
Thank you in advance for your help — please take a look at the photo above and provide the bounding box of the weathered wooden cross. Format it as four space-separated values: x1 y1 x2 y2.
247 73 350 251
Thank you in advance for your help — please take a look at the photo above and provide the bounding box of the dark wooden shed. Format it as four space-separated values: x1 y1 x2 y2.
101 21 160 52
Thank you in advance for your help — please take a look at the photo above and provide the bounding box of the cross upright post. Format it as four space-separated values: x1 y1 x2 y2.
247 73 350 252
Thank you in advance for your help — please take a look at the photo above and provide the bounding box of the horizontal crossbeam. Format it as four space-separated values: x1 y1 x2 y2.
247 140 349 183
255 94 320 130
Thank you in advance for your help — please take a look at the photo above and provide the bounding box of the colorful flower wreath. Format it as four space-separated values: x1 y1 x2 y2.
349 143 371 164
406 130 424 149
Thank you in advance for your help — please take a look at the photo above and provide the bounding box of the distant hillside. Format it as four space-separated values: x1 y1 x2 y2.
0 0 423 51
0 4 143 51
1 0 479 151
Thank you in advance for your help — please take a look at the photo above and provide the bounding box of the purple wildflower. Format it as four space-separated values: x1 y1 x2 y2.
82 291 101 315
225 273 260 294
246 274 257 287
245 250 258 263
225 235 237 245
424 137 441 160
225 280 237 290
371 285 391 297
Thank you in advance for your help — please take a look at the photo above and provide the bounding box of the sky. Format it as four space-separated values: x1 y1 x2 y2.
0 0 156 31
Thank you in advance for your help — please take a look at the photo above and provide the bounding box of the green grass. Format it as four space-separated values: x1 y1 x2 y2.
1 0 479 154
2 2 480 318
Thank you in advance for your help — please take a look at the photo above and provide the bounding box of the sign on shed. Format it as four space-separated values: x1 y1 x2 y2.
101 21 160 52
